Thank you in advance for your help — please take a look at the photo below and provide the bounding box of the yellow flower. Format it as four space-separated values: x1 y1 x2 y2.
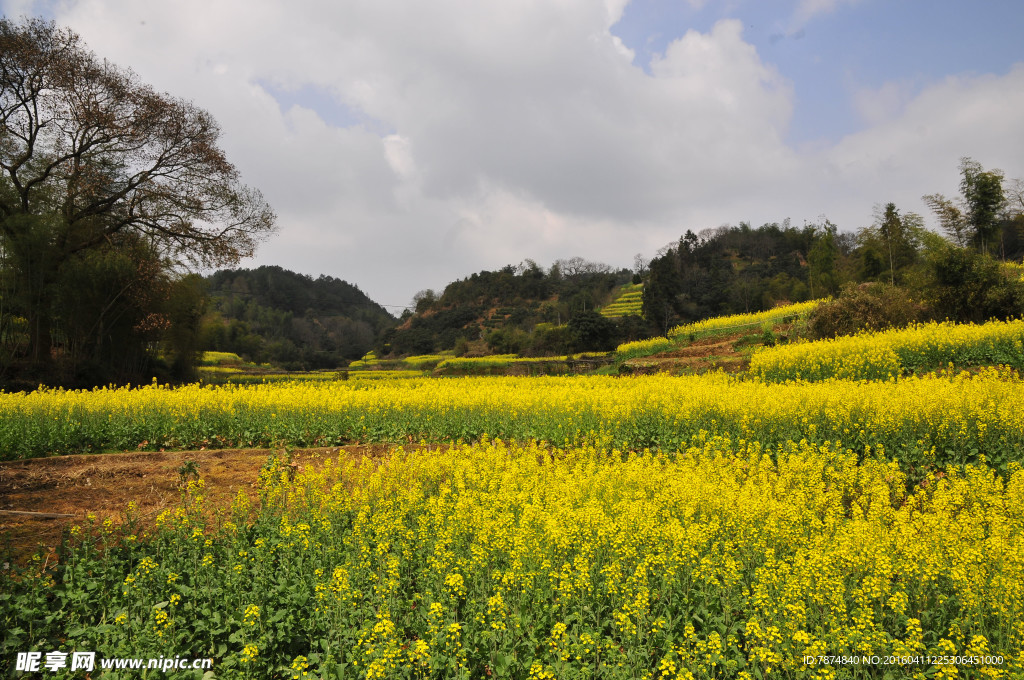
243 604 260 627
290 655 309 679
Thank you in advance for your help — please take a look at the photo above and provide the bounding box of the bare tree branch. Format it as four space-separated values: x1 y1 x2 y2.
0 18 276 266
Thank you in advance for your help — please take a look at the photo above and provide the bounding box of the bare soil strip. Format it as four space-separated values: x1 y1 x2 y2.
0 446 386 563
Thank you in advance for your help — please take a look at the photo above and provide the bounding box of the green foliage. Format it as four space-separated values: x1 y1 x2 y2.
568 310 618 352
202 266 396 370
162 275 207 382
382 259 631 356
960 157 1005 255
924 157 1008 255
808 283 930 339
857 203 924 285
413 288 436 313
642 222 826 335
176 458 200 486
0 228 211 388
517 323 570 356
484 328 529 355
0 18 275 388
926 245 1024 323
808 221 841 298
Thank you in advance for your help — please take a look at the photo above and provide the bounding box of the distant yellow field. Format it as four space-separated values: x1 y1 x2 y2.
616 300 822 360
667 299 823 340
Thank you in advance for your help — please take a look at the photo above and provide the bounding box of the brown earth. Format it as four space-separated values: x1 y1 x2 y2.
0 446 391 564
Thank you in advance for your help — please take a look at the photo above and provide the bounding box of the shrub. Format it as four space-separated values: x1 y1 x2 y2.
568 310 618 352
927 246 1024 323
485 328 529 354
808 283 928 339
526 323 573 356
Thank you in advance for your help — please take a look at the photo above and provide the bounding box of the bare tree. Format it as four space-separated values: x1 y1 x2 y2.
1005 178 1024 216
554 256 612 278
0 18 276 366
632 253 648 278
412 289 436 313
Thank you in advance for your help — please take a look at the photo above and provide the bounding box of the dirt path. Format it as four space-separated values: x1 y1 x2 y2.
0 446 384 563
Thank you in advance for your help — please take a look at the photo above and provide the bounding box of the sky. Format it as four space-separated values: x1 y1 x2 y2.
3 0 1023 310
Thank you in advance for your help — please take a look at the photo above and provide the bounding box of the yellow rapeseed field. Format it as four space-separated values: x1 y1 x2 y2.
749 320 1024 382
4 326 1024 678
615 336 676 360
8 440 1019 678
3 371 1021 472
616 300 822 360
667 300 823 340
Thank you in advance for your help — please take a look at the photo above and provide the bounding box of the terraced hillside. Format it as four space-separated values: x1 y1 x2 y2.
599 283 644 318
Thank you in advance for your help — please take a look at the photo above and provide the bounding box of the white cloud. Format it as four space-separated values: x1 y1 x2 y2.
824 65 1024 225
852 80 915 126
6 0 1022 306
383 134 416 180
791 0 862 28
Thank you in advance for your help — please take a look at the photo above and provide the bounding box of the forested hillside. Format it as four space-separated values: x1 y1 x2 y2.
200 266 396 370
642 221 837 334
380 258 644 356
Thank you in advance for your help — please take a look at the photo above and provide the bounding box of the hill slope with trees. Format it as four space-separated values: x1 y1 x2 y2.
200 266 396 370
641 220 843 334
380 258 646 356
384 157 1024 365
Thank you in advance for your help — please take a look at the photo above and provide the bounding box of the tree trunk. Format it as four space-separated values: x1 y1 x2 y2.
27 307 53 368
